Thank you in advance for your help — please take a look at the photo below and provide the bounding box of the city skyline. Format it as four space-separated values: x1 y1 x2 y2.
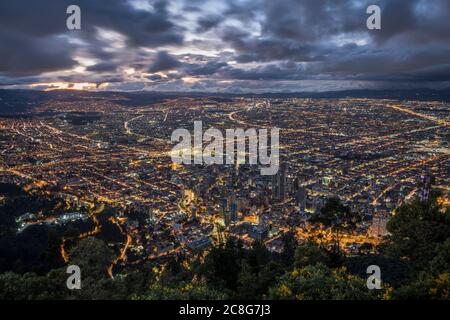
0 0 449 303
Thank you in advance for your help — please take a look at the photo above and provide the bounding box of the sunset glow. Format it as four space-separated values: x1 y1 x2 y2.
30 82 105 91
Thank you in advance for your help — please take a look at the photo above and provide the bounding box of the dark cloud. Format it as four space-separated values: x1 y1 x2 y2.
0 0 183 47
57 74 124 84
221 32 326 63
312 44 450 82
261 0 356 41
219 62 305 81
79 0 183 48
0 0 184 77
371 0 450 45
217 0 450 84
106 82 147 91
86 62 119 73
220 0 368 63
184 61 228 76
196 15 222 33
148 51 182 73
0 32 77 76
1 0 450 91
147 74 164 81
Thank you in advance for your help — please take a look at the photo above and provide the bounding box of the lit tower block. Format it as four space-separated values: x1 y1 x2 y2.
418 172 434 203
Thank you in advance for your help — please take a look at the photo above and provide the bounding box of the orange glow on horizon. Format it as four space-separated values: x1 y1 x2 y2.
30 82 109 91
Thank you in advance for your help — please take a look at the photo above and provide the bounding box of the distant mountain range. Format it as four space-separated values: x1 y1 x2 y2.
1 88 450 114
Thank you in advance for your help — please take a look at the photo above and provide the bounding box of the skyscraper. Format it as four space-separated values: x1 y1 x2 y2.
272 162 287 201
295 187 307 210
418 172 434 203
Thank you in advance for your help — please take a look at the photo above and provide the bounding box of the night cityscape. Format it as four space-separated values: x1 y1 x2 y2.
0 0 449 307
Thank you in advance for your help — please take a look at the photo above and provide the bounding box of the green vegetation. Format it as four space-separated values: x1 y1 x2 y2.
0 195 449 300
310 196 362 252
269 264 382 300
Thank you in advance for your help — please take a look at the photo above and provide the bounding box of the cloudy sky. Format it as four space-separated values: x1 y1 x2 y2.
1 0 449 92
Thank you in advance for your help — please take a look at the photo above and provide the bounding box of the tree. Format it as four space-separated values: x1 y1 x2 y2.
0 271 65 300
386 198 450 271
293 241 332 268
311 197 361 252
345 255 413 288
393 273 450 300
269 263 383 300
236 260 259 299
66 237 122 299
68 237 114 278
42 228 64 270
429 238 450 275
199 239 242 291
138 281 228 300
281 230 296 266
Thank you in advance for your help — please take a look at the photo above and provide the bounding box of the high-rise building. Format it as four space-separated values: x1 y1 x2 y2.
295 187 307 210
221 197 227 214
230 202 238 222
272 162 287 201
221 197 235 226
248 214 269 241
418 172 433 202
